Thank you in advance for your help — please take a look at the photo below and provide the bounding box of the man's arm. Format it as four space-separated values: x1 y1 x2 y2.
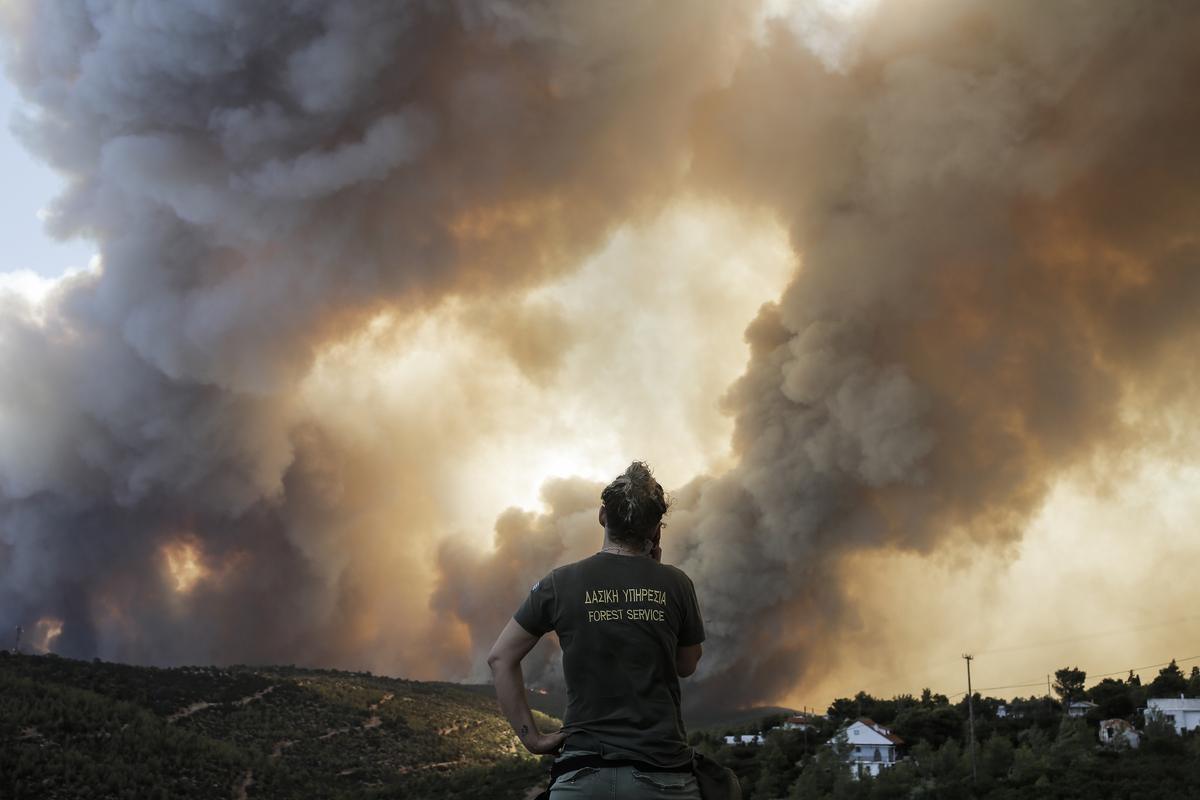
487 618 571 755
676 642 703 678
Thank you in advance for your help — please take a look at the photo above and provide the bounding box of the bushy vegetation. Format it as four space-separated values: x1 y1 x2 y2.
0 651 553 799
693 662 1200 800
9 650 1200 799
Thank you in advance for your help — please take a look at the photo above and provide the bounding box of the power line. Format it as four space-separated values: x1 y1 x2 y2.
974 614 1200 658
857 655 962 691
836 614 1200 700
973 680 1047 694
944 653 1200 700
973 654 1200 696
1089 653 1200 681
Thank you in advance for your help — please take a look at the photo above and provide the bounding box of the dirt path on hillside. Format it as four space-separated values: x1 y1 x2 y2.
167 702 213 722
233 769 253 800
168 685 276 723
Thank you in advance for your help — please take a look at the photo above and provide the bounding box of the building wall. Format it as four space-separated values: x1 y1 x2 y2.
1098 720 1141 749
841 721 903 779
1148 699 1200 735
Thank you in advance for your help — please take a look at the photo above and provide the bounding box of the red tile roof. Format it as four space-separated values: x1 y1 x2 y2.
855 718 905 746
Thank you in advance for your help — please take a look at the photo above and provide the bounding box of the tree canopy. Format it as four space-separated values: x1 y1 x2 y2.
1053 667 1087 706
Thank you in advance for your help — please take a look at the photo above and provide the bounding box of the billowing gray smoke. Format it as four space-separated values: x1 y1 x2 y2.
660 0 1200 706
436 0 1200 710
3 0 1200 711
0 0 753 669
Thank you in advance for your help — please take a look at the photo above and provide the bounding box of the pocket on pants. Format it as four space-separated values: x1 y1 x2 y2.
630 770 697 793
553 765 601 785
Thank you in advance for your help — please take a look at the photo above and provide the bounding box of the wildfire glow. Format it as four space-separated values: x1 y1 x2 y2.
162 537 212 594
3 0 1200 717
32 616 63 653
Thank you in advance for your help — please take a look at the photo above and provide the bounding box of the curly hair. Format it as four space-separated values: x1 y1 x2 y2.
600 461 671 547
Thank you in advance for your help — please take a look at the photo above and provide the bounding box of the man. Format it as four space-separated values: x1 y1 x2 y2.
488 461 705 798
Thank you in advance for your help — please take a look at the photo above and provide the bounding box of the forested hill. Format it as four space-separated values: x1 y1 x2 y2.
0 651 556 800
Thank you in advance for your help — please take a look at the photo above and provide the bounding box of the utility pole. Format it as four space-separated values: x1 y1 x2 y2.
964 655 978 782
803 706 808 756
12 625 21 655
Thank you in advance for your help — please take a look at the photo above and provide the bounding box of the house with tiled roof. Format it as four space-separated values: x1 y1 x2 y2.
782 714 819 731
839 719 904 777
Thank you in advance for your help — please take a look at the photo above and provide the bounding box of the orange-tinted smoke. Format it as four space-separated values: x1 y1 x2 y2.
0 0 759 670
4 0 1200 717
439 0 1200 712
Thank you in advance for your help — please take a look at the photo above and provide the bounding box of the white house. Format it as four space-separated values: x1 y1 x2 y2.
1098 719 1142 749
1067 701 1098 718
783 714 819 731
1147 698 1200 734
724 734 766 746
840 719 904 778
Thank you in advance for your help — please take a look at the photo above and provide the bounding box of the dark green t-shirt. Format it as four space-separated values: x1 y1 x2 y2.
513 552 705 768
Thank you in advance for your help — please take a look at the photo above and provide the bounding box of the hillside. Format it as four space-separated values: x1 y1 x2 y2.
12 649 1200 800
0 652 556 800
432 682 567 723
443 683 795 734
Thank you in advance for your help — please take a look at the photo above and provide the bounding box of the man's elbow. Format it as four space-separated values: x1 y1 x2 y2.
487 645 523 677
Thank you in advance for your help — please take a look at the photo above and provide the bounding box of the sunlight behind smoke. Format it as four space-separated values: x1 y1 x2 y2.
3 0 1200 717
0 269 57 307
0 262 96 324
757 0 882 70
299 200 796 541
788 453 1200 711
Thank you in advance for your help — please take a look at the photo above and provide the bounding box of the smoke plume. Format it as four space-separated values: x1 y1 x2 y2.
3 0 1200 711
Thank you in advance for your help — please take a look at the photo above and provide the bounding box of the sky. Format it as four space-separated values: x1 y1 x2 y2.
2 0 1200 717
0 76 95 281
